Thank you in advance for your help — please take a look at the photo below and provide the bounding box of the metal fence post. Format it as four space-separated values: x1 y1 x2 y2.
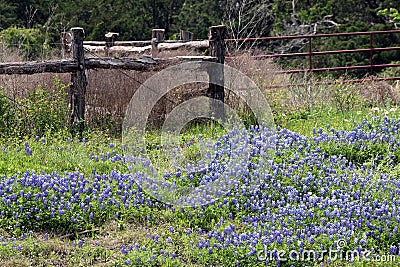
308 36 313 82
370 33 374 77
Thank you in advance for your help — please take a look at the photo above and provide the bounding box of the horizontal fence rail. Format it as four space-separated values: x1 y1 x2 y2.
0 58 154 75
0 56 217 75
225 29 400 42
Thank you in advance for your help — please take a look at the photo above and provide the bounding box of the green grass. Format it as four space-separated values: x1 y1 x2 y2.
278 106 400 136
0 130 125 177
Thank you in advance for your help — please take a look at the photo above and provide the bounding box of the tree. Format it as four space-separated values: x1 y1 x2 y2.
0 26 46 60
378 8 400 28
223 0 273 50
0 0 17 30
174 0 223 40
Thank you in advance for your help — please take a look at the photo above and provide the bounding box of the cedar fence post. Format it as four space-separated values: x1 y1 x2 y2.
180 30 194 42
61 31 72 59
70 27 87 137
208 25 226 120
151 29 165 58
105 32 119 57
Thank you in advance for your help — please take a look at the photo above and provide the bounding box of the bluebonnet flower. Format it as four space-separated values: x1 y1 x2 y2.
25 146 32 156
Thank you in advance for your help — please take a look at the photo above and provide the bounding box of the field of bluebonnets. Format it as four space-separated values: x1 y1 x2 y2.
1 78 400 266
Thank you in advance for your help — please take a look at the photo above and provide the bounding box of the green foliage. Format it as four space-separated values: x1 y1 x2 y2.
0 0 17 30
0 78 69 139
1 98 400 265
378 60 400 79
0 92 13 137
174 0 222 39
88 113 121 137
378 8 400 23
21 80 69 136
331 80 364 113
0 26 46 60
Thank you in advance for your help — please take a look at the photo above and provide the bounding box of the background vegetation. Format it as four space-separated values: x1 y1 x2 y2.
1 1 400 76
0 0 398 39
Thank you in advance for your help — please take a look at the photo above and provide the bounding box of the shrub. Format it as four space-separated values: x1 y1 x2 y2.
0 78 69 139
0 26 46 60
330 79 364 112
0 92 14 137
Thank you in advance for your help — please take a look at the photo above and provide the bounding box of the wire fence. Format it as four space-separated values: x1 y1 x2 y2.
0 42 67 64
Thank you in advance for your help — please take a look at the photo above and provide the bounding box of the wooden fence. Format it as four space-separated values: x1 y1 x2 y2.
0 26 223 136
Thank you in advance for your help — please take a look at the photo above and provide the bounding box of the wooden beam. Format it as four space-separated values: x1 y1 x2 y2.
171 56 216 62
207 25 226 119
84 41 152 47
0 58 157 75
70 27 87 137
85 58 154 70
105 32 119 57
180 30 194 42
0 60 78 75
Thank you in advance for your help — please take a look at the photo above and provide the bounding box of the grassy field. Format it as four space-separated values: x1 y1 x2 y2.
1 104 400 266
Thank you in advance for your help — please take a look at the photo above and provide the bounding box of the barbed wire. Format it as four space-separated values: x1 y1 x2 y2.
83 47 194 113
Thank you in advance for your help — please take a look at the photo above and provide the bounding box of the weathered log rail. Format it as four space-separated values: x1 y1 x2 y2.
83 28 209 57
0 56 218 75
0 60 79 75
84 41 209 56
0 58 158 75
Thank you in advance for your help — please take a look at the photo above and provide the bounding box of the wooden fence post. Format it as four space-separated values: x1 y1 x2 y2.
151 29 165 58
61 31 72 58
70 27 87 137
105 32 119 57
180 30 194 42
208 25 226 120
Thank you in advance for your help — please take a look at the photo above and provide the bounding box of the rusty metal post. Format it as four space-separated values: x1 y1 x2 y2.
308 36 313 82
370 32 374 77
